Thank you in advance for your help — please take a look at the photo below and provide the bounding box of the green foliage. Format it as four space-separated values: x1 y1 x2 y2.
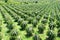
0 0 60 40
49 22 56 30
32 19 38 27
20 21 27 30
46 30 55 40
26 27 33 37
57 29 60 37
10 30 18 36
33 34 42 40
5 0 8 2
38 24 45 34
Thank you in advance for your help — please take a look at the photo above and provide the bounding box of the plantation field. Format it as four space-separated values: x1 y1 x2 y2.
0 0 60 40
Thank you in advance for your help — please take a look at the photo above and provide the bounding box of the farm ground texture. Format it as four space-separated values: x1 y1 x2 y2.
0 0 60 40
